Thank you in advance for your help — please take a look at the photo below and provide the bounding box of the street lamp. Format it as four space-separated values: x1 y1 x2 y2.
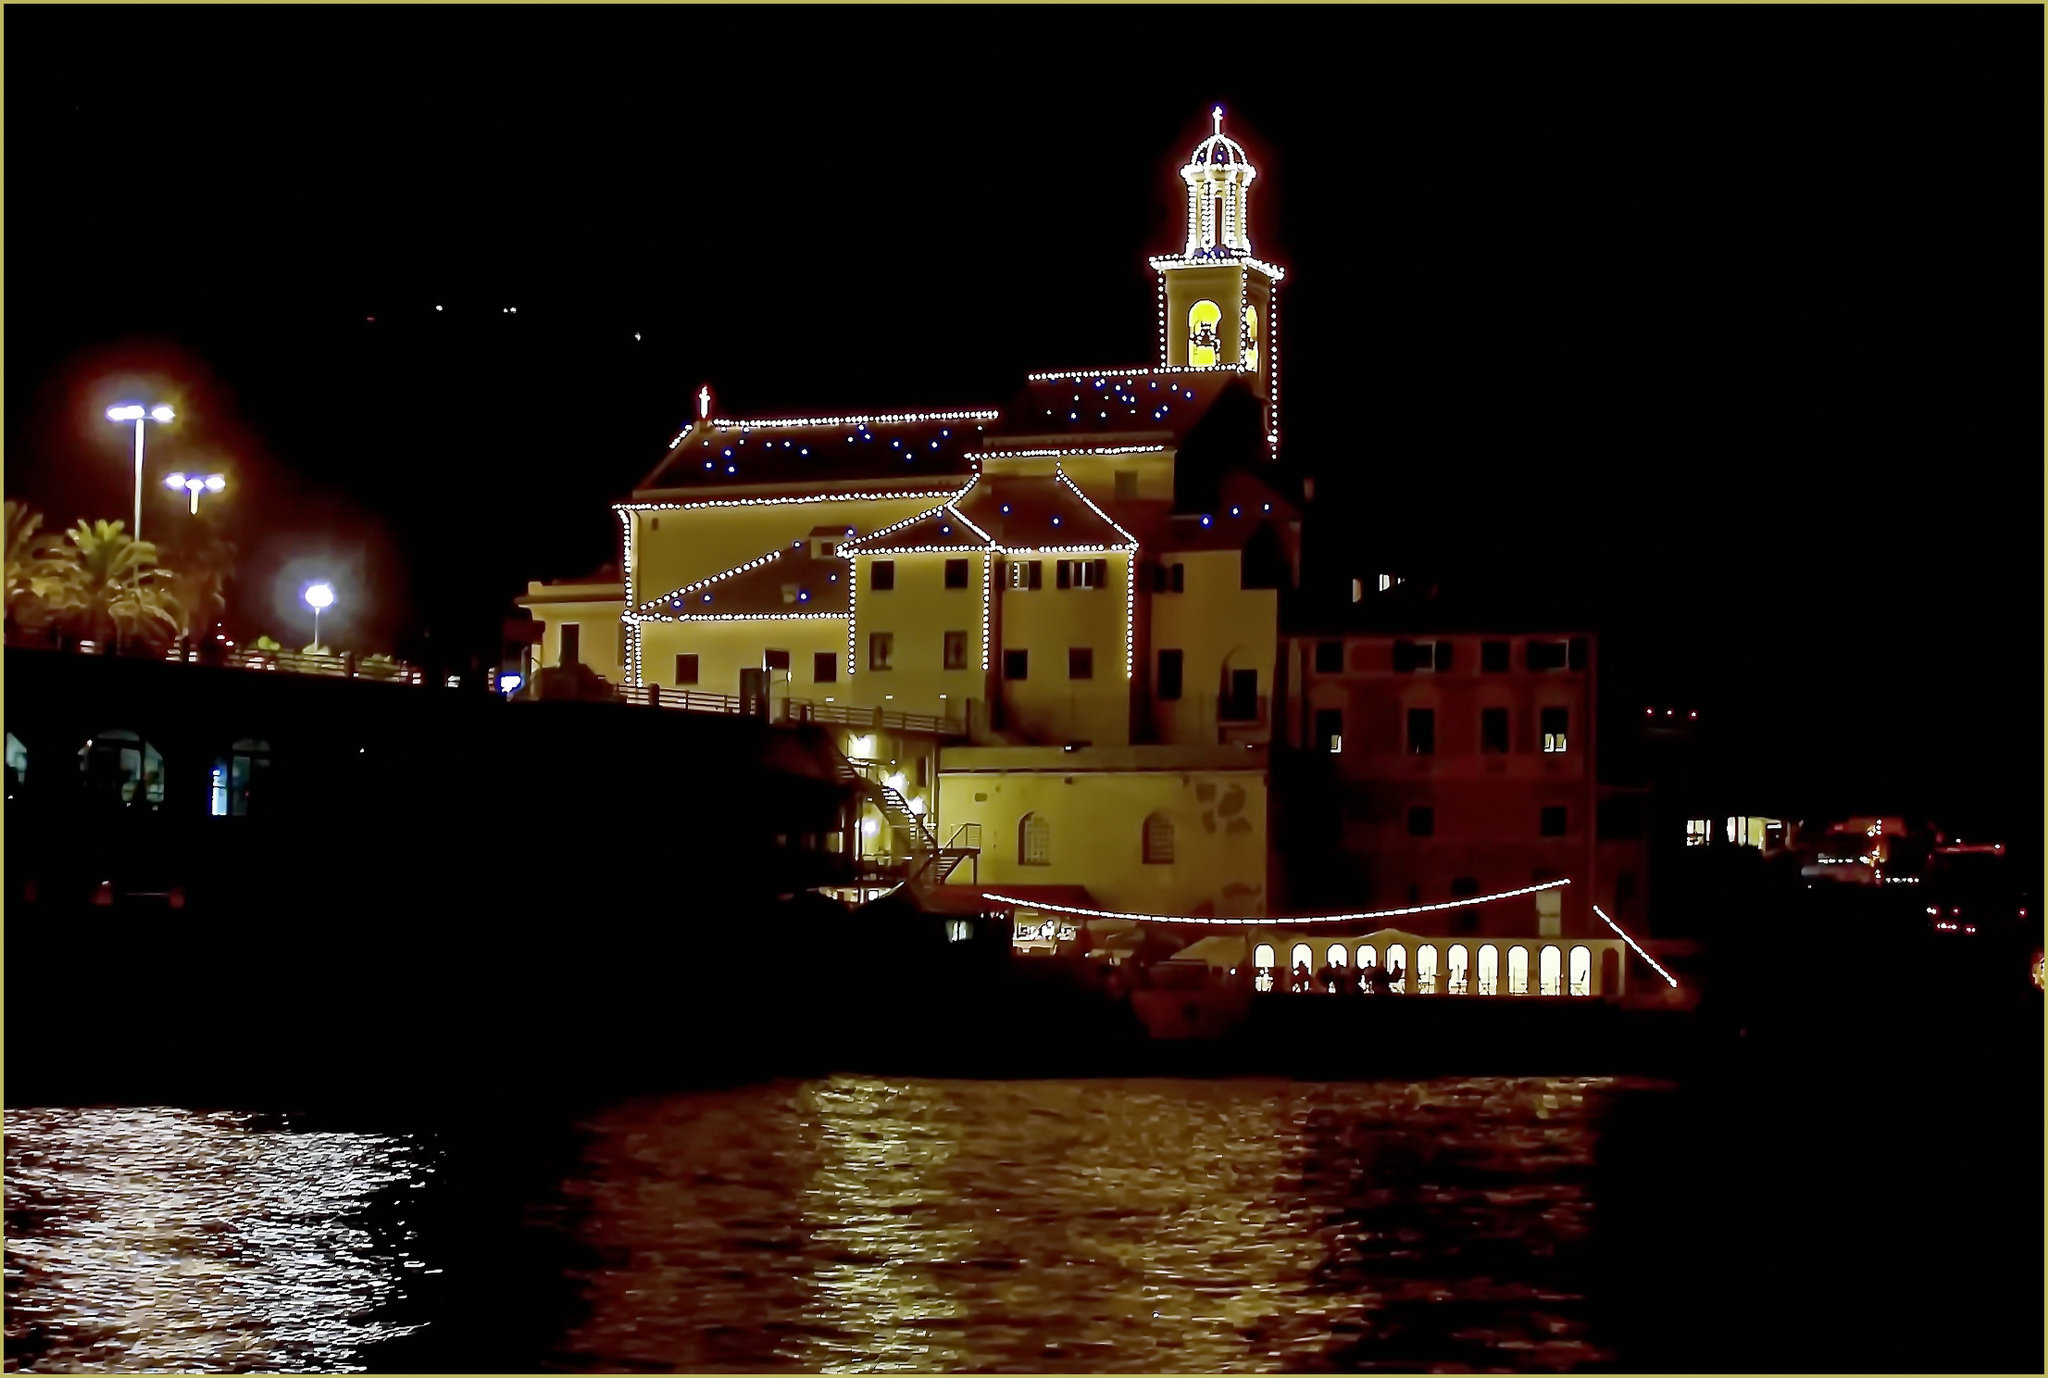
303 581 334 649
105 403 175 542
163 472 226 515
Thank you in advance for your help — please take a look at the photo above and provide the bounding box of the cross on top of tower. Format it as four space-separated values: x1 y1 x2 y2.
1213 106 1224 137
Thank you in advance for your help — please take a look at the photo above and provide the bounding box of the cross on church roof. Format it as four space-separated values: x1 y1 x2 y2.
1213 106 1223 137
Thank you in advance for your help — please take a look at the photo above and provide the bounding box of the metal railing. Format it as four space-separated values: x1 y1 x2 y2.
611 683 967 737
141 641 426 683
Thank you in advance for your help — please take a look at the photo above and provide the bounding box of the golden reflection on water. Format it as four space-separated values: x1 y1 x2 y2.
562 1076 1627 1372
4 1107 430 1373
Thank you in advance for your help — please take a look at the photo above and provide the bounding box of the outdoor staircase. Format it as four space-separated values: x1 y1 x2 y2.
833 755 979 892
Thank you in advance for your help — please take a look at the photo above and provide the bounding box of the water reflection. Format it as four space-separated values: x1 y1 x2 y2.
561 1076 1631 1371
4 1107 431 1373
7 1078 1646 1372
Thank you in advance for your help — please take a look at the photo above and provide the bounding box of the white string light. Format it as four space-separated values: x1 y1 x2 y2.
619 487 965 513
1026 364 1252 382
1593 904 1679 989
980 547 993 672
977 444 1165 460
632 548 786 615
980 880 1572 929
705 408 999 431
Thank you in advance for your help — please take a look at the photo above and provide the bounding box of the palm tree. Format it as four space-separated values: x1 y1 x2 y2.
4 500 67 631
160 531 237 643
41 519 181 653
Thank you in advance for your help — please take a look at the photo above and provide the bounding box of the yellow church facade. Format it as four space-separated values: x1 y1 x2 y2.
517 111 1297 922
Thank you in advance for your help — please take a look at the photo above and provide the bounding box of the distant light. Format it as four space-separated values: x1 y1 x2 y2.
164 472 188 490
303 582 335 611
436 305 444 311
149 405 175 423
106 404 145 422
634 333 642 341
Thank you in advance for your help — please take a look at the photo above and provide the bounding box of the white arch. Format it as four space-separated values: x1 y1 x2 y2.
1540 945 1563 996
1477 944 1499 996
1416 944 1438 994
1569 945 1592 996
1448 943 1470 994
1508 945 1530 996
1386 943 1408 993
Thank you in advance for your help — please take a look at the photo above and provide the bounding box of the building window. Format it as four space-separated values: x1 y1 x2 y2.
1327 943 1349 971
1314 708 1343 753
1447 944 1470 994
1480 707 1509 754
1481 639 1510 672
1477 945 1499 995
1143 812 1175 864
1156 649 1183 700
1536 887 1563 938
1188 298 1222 366
869 633 893 671
1009 561 1043 590
1685 818 1710 847
1004 649 1029 681
944 558 969 589
813 651 836 683
1291 943 1314 984
1408 805 1434 838
1115 470 1138 500
1057 558 1108 590
1253 942 1276 992
4 731 25 800
1019 812 1050 866
1407 707 1435 755
1394 639 1451 672
1527 639 1569 671
871 560 896 591
1356 944 1376 973
617 621 628 666
1387 944 1408 992
943 631 968 670
1314 641 1344 673
1170 563 1185 592
559 623 581 666
213 737 270 818
675 654 699 685
1541 707 1569 753
1068 647 1093 679
1508 946 1531 996
1569 945 1592 996
1541 805 1568 837
1539 945 1562 996
1416 945 1439 995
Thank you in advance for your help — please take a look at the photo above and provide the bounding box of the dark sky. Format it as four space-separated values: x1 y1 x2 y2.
6 7 2039 826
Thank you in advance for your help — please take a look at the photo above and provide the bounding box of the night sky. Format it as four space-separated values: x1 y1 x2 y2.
6 7 2038 828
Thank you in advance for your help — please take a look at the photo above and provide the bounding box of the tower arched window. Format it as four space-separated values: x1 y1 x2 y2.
1142 812 1175 865
1018 812 1051 867
1188 300 1222 367
1244 304 1260 373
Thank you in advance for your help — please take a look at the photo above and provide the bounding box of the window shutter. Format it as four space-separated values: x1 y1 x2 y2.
1151 564 1165 592
1434 640 1453 672
1392 640 1412 672
1056 561 1071 589
1093 558 1108 588
1170 564 1185 592
1029 561 1043 589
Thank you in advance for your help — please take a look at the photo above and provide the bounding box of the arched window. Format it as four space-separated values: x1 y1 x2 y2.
1508 945 1530 996
1416 944 1438 995
1253 942 1276 993
1243 304 1260 373
1448 944 1470 994
1326 943 1348 969
1569 946 1592 997
1188 300 1222 366
1477 944 1499 996
1289 942 1313 988
1018 812 1050 866
1142 812 1175 865
1356 944 1377 972
1386 943 1408 992
78 730 163 810
1539 945 1563 996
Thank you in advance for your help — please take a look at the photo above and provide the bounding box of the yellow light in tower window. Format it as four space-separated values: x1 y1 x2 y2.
1188 300 1221 367
1244 304 1259 372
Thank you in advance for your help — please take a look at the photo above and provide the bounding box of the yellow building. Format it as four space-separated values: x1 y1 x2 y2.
514 109 1652 998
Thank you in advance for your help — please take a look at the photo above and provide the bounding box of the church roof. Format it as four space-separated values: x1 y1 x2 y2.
840 506 994 555
955 476 1136 551
996 369 1245 444
636 545 849 619
637 411 997 492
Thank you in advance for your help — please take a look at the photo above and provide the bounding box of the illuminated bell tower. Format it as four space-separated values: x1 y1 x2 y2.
1150 107 1282 448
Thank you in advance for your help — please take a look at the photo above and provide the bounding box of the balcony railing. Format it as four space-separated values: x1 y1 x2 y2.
613 683 968 737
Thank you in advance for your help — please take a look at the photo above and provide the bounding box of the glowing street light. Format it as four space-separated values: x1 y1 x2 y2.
303 581 335 649
105 403 175 543
163 472 226 515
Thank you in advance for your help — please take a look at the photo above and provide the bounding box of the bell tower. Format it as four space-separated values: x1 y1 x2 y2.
1150 107 1283 450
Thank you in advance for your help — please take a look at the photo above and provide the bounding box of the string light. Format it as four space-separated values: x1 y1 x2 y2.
1026 364 1251 382
980 547 993 671
632 548 787 615
1594 904 1678 988
705 408 998 431
618 487 966 513
980 880 1573 929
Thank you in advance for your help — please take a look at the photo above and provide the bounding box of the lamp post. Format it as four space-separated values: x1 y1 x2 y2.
162 472 226 515
303 581 334 650
105 404 175 542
